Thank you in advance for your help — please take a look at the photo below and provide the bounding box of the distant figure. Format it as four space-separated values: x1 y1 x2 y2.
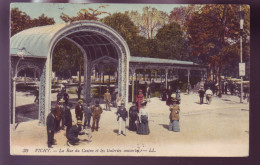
46 108 56 148
161 87 167 101
104 89 111 111
129 102 138 131
224 80 228 94
63 90 69 105
91 101 103 132
198 87 205 105
83 102 92 129
111 89 118 107
175 87 181 104
34 87 39 103
169 98 180 132
205 87 213 105
187 82 191 94
150 80 156 94
146 85 151 102
136 89 144 112
137 101 150 135
116 102 128 136
76 85 82 100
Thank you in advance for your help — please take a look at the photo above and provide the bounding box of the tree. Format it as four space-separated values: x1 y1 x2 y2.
60 5 109 23
155 22 189 60
127 7 169 39
52 38 83 80
185 4 250 97
103 12 149 57
11 8 55 36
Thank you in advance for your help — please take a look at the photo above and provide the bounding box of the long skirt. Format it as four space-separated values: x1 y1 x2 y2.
129 118 137 131
169 120 180 132
137 122 150 135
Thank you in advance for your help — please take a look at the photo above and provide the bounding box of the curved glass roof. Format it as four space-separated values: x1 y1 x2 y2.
10 21 120 61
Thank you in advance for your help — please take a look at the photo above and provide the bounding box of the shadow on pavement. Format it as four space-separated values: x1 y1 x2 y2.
159 124 169 130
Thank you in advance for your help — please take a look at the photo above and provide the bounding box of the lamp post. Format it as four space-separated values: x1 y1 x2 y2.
238 5 245 103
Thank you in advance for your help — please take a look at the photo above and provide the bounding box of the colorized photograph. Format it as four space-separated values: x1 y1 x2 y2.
10 3 250 156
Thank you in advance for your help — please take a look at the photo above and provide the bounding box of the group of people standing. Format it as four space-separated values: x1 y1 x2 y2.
47 87 104 148
198 87 213 105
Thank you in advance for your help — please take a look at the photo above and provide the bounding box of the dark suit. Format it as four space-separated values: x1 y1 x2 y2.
46 112 56 147
64 106 72 135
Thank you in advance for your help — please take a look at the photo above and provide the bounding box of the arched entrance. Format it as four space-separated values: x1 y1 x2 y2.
10 20 130 126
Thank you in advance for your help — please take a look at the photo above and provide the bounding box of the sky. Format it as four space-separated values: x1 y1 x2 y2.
11 3 187 24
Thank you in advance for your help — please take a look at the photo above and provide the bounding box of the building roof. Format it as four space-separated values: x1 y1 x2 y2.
130 56 197 66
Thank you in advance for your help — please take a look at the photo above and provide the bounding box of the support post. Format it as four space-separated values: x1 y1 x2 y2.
165 69 168 88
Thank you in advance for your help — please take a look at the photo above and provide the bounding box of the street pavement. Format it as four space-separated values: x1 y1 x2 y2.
11 91 249 156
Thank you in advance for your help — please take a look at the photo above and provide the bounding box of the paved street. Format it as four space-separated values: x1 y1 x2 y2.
11 92 249 156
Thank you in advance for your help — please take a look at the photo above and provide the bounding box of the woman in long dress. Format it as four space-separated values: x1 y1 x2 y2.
137 101 150 135
169 98 180 132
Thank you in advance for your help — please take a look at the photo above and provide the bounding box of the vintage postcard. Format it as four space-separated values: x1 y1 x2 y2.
10 3 250 156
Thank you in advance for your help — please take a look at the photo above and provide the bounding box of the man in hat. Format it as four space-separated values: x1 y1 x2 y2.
198 87 205 105
55 99 64 132
116 102 128 136
83 102 92 129
56 91 62 103
75 99 84 122
129 102 138 131
46 108 56 148
92 100 103 132
104 89 111 111
136 89 144 112
76 85 82 100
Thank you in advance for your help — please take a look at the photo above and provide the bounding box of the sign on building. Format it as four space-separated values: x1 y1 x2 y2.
239 63 245 77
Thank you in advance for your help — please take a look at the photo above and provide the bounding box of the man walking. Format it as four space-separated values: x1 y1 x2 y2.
104 89 111 111
116 102 128 136
46 108 56 148
64 104 72 135
198 87 205 105
92 101 103 132
63 90 69 105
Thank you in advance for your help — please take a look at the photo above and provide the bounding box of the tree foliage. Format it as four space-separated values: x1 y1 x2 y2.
102 12 147 57
11 8 55 36
60 5 109 23
185 4 250 96
127 7 169 39
155 22 189 60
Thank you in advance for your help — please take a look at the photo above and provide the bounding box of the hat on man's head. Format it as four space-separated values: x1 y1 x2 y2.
106 89 109 91
95 100 99 105
138 89 142 92
121 102 125 105
59 99 65 103
171 94 175 98
78 99 83 103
